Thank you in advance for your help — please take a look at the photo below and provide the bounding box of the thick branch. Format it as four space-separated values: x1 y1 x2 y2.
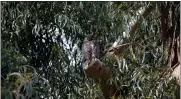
105 6 154 59
129 5 155 35
83 58 112 81
83 58 120 99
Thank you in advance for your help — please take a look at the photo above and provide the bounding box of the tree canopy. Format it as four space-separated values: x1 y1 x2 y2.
1 1 180 99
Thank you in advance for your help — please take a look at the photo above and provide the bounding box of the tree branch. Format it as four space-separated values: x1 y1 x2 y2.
129 5 155 36
83 58 120 99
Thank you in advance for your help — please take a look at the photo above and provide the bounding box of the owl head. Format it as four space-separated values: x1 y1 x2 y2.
84 34 94 41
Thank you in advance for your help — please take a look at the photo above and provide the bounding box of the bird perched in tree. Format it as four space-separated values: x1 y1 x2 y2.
82 34 101 75
82 34 100 62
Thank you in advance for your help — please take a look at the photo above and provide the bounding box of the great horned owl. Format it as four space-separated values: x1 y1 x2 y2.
82 34 100 64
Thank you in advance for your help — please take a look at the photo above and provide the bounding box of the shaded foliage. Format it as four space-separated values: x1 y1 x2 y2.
1 1 179 99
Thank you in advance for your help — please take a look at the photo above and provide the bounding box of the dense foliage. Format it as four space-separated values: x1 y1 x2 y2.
1 1 179 99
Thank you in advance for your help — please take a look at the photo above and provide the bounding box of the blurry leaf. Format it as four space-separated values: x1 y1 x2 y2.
9 72 22 78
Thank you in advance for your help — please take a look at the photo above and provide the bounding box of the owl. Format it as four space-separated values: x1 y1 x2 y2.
82 34 100 65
